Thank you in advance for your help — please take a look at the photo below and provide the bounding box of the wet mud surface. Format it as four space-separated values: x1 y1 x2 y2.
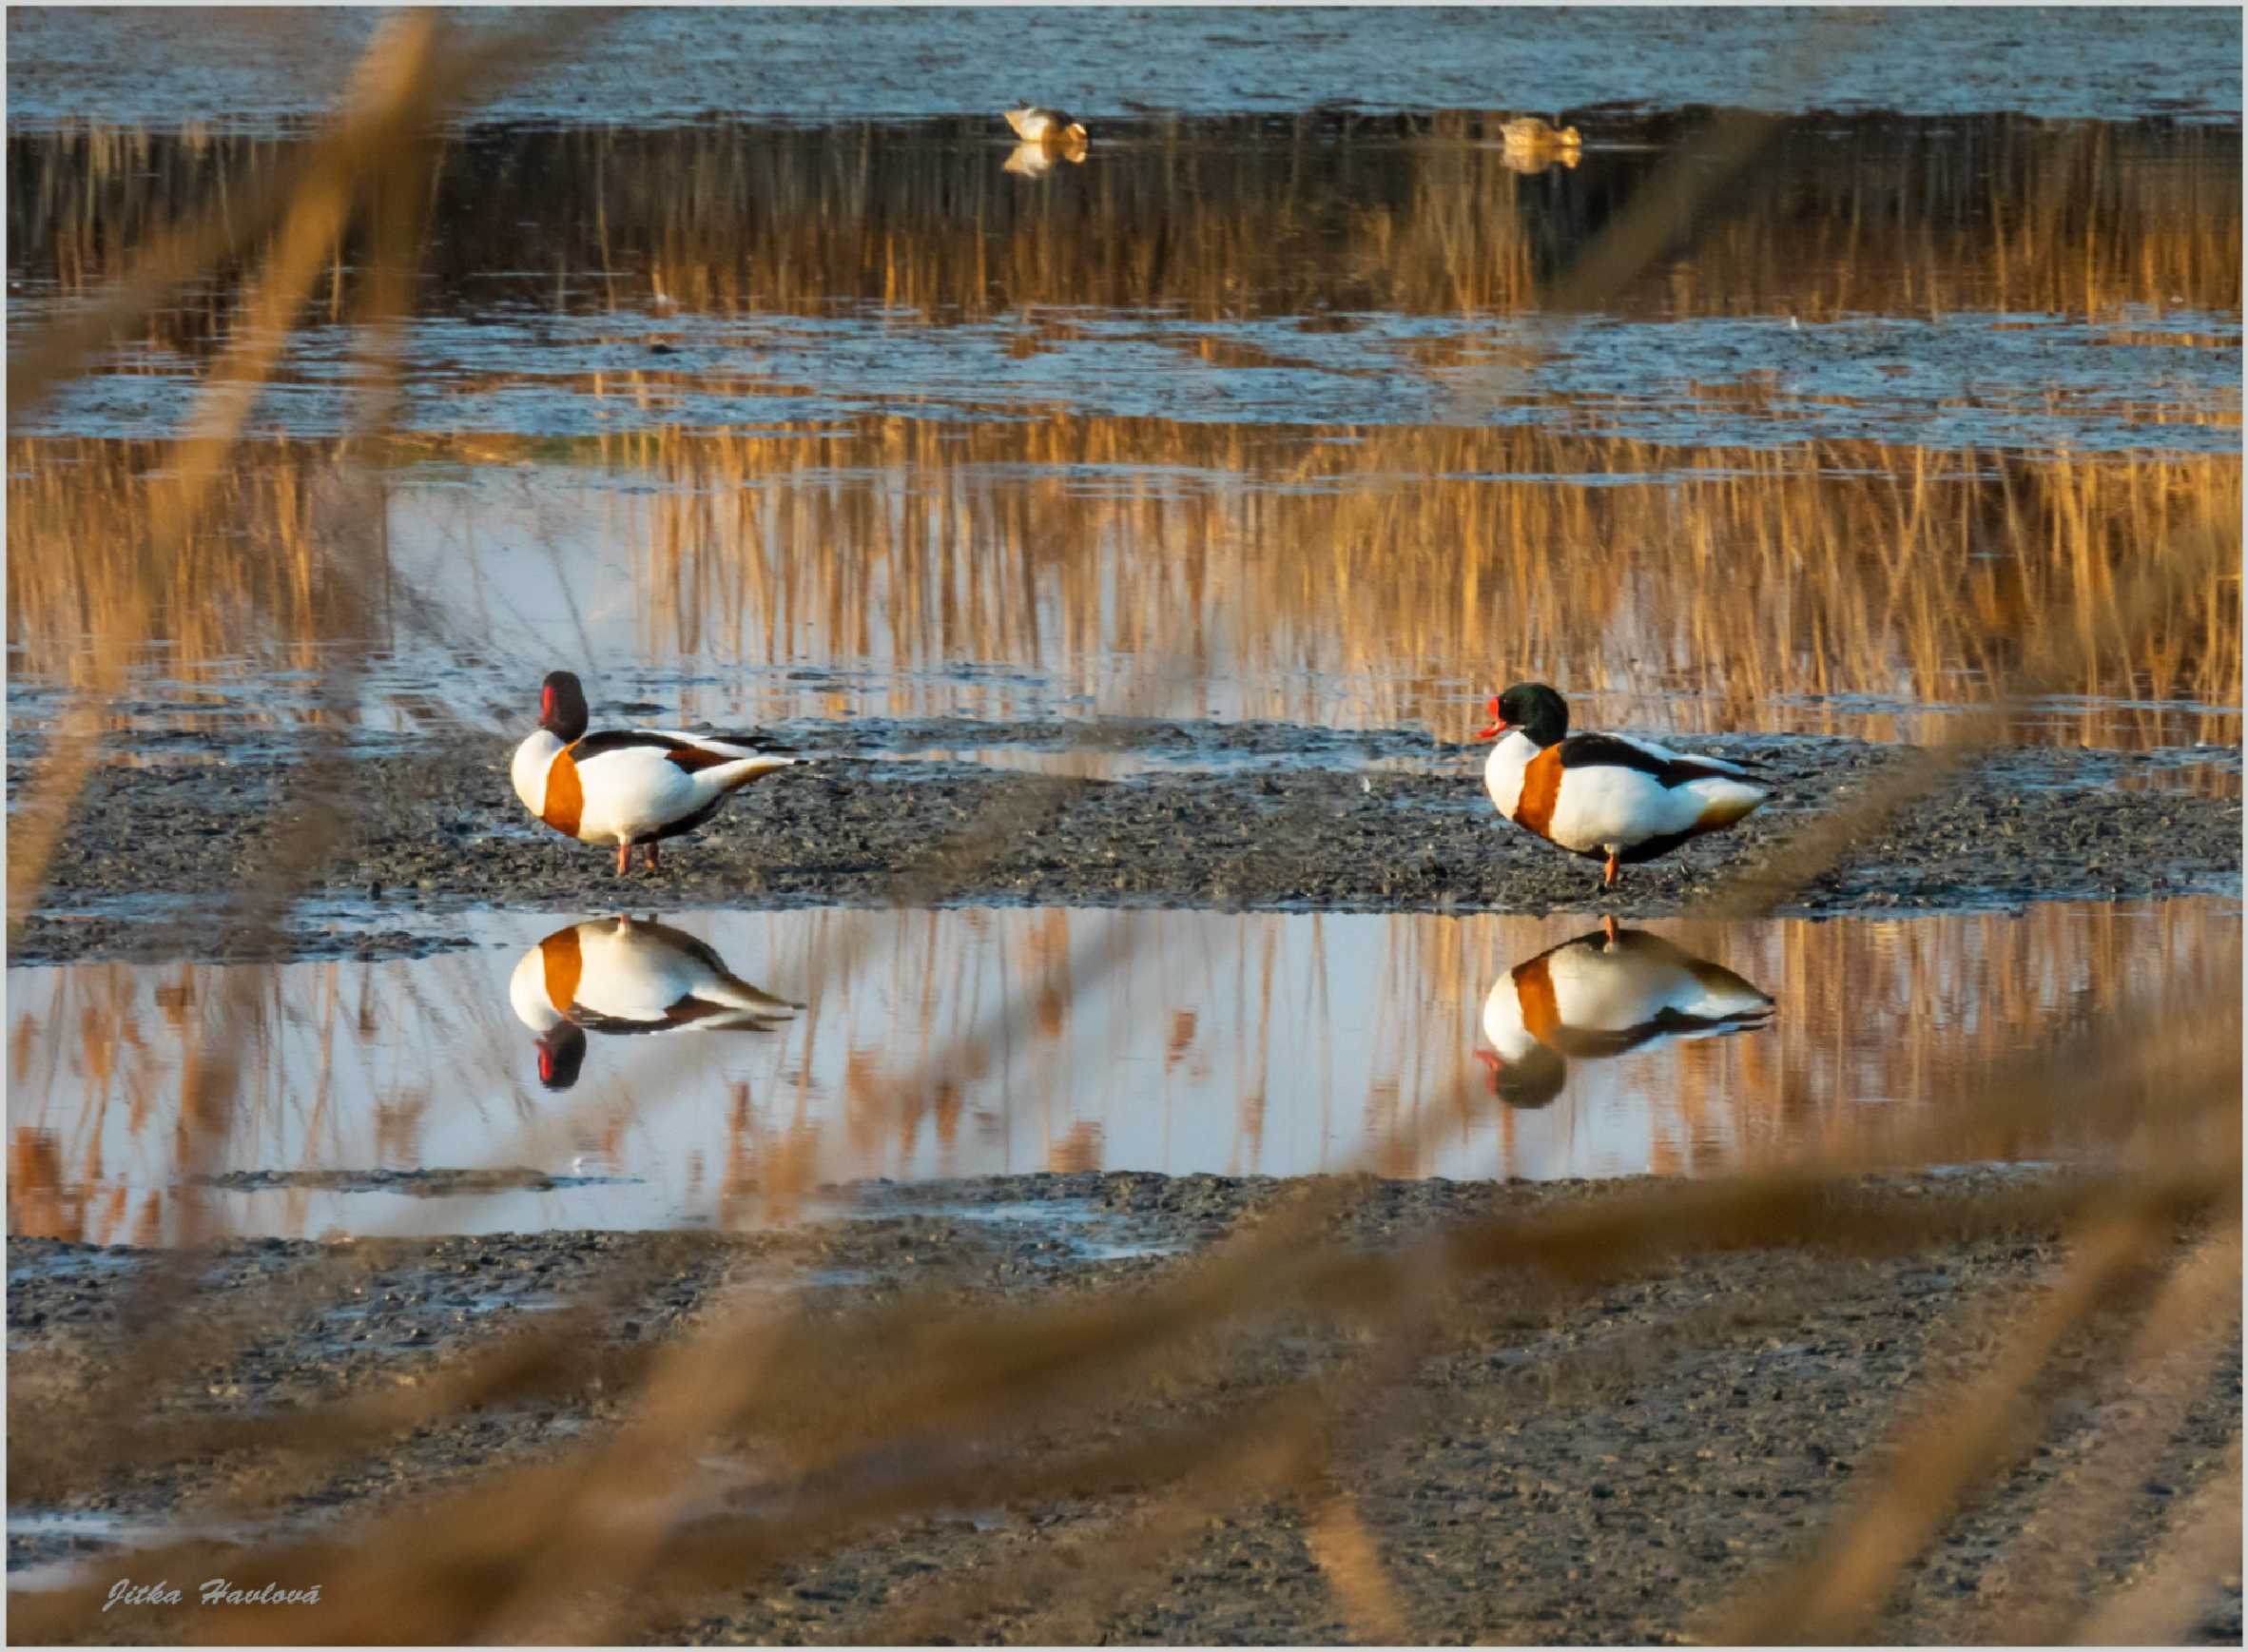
193 1167 638 1198
12 728 2240 964
9 1169 2240 1644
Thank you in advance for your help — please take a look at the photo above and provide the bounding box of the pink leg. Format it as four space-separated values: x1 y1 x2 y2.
643 841 662 873
614 840 631 877
1602 849 1619 889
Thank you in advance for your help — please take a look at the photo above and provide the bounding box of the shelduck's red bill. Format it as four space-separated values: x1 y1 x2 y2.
1473 695 1508 741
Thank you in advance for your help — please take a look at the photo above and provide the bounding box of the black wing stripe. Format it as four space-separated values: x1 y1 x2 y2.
704 730 795 754
566 1009 675 1037
1554 733 1756 789
569 729 698 762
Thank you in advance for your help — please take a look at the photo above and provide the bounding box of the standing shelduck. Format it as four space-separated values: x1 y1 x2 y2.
511 671 797 875
1477 920 1774 1106
1477 683 1770 887
509 915 802 1090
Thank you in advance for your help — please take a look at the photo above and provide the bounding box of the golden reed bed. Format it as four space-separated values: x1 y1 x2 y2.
10 424 2239 754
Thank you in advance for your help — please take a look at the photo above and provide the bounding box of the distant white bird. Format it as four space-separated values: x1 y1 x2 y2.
1003 105 1088 145
511 671 797 875
509 916 801 1091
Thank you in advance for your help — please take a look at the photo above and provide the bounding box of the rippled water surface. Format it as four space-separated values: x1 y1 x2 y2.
9 9 2239 131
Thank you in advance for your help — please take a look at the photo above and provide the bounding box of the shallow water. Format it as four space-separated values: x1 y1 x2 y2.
6 9 2240 131
8 898 2234 1240
5 14 2240 1254
9 101 2240 755
18 301 2241 449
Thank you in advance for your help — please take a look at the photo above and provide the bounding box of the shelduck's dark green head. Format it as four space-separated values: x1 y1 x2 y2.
539 671 590 742
1475 683 1569 748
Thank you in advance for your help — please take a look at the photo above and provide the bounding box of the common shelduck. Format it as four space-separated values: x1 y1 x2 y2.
1498 116 1581 154
1004 105 1088 145
1477 919 1774 1107
511 671 796 875
1477 683 1770 887
508 916 801 1090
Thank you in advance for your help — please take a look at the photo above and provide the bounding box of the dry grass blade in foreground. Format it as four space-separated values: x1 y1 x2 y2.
2072 1436 2246 1646
5 4 617 1506
1987 1223 2244 1642
8 20 2240 1649
1706 1207 2211 1642
5 10 601 935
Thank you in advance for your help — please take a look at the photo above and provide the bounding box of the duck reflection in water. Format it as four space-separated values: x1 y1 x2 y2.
1003 135 1087 177
509 916 801 1091
1497 146 1579 175
1478 918 1773 1108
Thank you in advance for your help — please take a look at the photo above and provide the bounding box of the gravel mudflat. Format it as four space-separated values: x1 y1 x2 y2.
12 726 2240 963
8 1169 2240 1644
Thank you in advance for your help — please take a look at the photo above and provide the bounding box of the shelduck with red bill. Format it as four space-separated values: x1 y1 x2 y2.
1476 682 1770 887
511 671 798 875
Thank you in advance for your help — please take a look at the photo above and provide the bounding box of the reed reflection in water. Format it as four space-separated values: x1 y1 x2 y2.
10 427 2239 759
8 898 2230 1241
8 108 2238 757
10 114 2238 324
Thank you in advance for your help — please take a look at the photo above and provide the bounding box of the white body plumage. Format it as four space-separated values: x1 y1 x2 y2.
1483 729 1767 856
510 917 800 1038
1481 930 1774 1065
511 728 794 847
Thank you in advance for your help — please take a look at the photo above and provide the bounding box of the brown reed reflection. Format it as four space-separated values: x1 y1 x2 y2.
11 114 2239 323
9 899 2235 1241
10 425 2238 754
613 421 2238 750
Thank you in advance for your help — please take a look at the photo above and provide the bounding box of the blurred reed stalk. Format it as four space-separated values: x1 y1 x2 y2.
2 9 2238 1645
12 427 2238 760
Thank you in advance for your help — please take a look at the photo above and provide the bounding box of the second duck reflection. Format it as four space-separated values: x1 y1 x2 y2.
509 916 800 1091
508 912 1774 1113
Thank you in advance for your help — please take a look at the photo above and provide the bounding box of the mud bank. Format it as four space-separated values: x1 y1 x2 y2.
8 1169 2240 1644
12 728 2239 963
